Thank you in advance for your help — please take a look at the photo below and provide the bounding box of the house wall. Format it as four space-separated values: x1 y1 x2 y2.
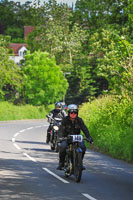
9 56 24 64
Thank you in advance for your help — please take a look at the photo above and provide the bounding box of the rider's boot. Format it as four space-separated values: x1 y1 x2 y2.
56 155 65 170
56 162 64 170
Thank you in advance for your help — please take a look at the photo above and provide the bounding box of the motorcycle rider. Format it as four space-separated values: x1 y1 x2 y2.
46 102 67 144
57 104 93 170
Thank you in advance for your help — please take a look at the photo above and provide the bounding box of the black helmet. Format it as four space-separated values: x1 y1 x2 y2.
67 104 78 114
55 102 62 110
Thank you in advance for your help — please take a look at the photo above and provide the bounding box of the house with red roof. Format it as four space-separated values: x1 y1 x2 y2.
9 26 34 64
10 43 28 64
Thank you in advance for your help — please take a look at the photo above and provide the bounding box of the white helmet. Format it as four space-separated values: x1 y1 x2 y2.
68 104 78 114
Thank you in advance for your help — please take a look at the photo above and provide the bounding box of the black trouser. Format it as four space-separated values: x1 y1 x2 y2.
59 140 86 163
46 124 52 140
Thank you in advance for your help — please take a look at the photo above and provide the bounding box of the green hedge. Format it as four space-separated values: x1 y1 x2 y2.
79 95 133 162
0 101 53 121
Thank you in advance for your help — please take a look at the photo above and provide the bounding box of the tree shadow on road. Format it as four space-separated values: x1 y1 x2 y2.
0 157 76 200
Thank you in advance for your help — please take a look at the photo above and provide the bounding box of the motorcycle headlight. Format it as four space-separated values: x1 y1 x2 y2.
53 126 59 131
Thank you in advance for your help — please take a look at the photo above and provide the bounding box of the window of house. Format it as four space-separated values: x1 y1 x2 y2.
19 51 23 57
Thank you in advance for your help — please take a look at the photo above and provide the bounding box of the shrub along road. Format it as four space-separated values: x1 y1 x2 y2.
0 120 133 200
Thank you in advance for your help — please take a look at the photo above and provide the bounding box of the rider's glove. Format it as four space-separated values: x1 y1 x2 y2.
87 137 93 144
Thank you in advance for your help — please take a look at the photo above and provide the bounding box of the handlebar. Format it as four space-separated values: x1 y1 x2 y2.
84 137 93 144
46 115 62 125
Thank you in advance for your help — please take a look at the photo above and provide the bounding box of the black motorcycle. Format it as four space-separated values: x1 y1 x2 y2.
60 134 87 182
46 115 62 152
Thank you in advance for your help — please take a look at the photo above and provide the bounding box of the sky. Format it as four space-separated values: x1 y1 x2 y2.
6 0 77 7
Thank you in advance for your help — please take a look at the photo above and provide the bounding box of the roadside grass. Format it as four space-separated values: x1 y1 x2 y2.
0 101 53 121
79 95 133 163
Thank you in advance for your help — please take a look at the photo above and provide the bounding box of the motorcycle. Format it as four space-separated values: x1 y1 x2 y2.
46 115 62 152
59 134 87 182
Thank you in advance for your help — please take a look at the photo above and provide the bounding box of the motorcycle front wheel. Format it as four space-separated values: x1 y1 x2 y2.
74 152 82 182
50 142 55 151
64 155 71 177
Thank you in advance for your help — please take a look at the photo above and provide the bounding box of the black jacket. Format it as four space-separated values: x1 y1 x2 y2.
58 116 92 139
48 109 67 123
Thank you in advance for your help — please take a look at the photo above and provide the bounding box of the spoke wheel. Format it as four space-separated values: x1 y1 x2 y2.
64 155 71 177
74 152 82 182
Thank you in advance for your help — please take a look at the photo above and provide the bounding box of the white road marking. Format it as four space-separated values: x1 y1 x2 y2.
12 124 71 186
12 137 15 142
82 193 98 200
27 127 33 130
35 126 42 128
23 153 37 162
43 168 69 184
14 132 20 137
13 143 21 150
19 129 26 132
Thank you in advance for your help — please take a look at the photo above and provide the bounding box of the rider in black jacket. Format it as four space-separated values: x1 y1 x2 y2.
46 102 67 144
57 104 93 169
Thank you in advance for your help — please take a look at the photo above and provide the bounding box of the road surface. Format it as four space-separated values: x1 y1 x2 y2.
0 120 133 200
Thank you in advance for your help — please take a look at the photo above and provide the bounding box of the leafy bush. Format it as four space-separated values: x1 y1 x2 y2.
79 95 133 162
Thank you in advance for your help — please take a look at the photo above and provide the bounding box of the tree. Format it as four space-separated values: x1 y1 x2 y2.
0 0 37 40
0 35 22 101
75 0 129 28
65 54 97 104
27 0 87 65
73 0 132 101
22 51 68 105
75 0 107 28
26 0 89 105
89 28 132 98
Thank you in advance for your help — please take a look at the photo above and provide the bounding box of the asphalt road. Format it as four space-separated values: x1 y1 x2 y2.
0 120 133 200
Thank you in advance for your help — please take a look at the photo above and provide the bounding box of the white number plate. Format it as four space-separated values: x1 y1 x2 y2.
70 135 83 142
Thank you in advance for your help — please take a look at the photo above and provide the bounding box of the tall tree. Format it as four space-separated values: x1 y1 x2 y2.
27 0 87 65
89 28 132 97
22 51 68 105
0 35 22 101
0 0 38 40
65 54 97 104
74 0 130 33
27 0 91 104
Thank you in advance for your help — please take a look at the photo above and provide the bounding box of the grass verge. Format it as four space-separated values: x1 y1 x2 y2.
0 101 53 121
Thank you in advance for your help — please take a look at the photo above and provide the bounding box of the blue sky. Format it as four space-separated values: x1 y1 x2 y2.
5 0 77 7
